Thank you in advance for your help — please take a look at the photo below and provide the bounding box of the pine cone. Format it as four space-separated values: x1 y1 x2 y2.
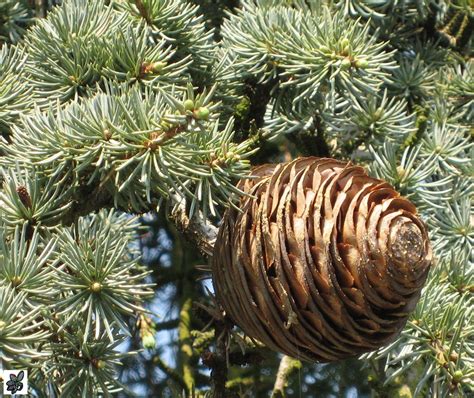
212 157 432 362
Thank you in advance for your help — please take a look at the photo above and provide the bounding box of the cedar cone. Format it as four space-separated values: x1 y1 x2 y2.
211 157 432 362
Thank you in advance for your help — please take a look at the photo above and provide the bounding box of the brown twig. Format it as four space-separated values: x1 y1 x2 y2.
34 0 46 18
271 355 302 398
152 356 189 394
169 195 218 257
201 320 232 398
134 0 152 25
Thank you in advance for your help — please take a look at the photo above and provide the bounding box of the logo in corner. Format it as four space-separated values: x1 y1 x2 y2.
2 370 28 395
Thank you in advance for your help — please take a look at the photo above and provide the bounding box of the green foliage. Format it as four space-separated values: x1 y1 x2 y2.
327 90 416 146
0 46 31 136
0 0 472 396
1 83 256 217
386 55 437 103
443 60 474 121
117 0 215 83
47 327 131 397
221 2 396 100
0 224 57 302
24 0 127 106
0 0 33 44
0 285 50 364
0 165 73 227
53 211 153 342
338 0 431 21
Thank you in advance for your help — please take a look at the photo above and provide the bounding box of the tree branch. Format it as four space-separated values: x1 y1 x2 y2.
271 355 302 398
202 320 231 398
154 318 180 331
60 188 218 258
34 0 46 18
134 0 152 25
169 195 218 257
179 296 195 392
152 356 189 394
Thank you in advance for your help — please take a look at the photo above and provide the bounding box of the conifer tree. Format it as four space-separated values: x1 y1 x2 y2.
0 0 472 397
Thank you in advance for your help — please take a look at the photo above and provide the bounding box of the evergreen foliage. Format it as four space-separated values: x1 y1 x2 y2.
0 0 472 396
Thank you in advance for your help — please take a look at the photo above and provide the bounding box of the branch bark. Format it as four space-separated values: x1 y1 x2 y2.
152 356 189 394
60 188 218 258
271 355 302 398
134 0 152 25
34 0 46 18
202 321 230 398
169 195 218 257
179 296 195 392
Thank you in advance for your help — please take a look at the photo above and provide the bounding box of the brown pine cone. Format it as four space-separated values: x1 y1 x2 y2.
211 157 432 362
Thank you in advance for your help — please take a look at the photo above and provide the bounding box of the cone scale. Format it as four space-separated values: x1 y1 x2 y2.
212 157 432 362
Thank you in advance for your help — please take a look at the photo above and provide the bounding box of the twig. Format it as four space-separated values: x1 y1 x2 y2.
134 0 152 25
179 296 195 392
34 0 46 18
271 355 302 398
155 318 180 331
152 356 189 394
203 321 230 398
169 195 218 257
60 189 218 259
166 222 197 393
60 181 113 227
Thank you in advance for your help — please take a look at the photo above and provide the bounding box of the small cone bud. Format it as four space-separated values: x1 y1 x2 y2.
103 129 112 141
150 61 166 73
340 38 350 48
394 385 413 398
91 358 106 369
449 351 459 362
16 186 32 209
11 276 22 287
397 165 406 179
142 333 156 349
183 99 195 111
90 282 102 293
374 108 384 120
194 107 210 120
341 58 352 70
355 59 369 69
453 370 463 383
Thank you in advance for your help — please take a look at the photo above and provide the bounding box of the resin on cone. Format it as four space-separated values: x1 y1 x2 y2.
212 157 432 362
